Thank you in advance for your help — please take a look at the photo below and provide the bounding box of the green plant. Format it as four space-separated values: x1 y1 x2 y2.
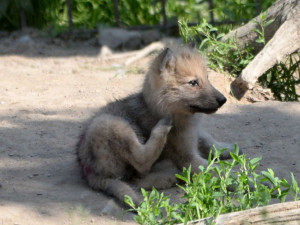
125 145 300 225
167 0 208 24
180 15 299 102
213 0 276 24
252 11 275 45
179 19 254 77
69 0 162 28
0 0 62 30
248 12 300 101
259 52 300 101
251 12 300 102
252 12 299 102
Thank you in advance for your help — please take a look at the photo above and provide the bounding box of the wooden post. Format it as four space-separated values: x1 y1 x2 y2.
114 0 120 27
20 5 27 30
208 0 215 25
255 0 261 15
162 0 168 33
66 0 74 30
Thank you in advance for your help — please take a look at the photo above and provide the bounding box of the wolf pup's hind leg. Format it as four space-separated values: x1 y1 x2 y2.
77 114 172 205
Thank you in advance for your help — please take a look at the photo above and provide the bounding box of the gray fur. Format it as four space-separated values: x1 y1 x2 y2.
76 47 236 205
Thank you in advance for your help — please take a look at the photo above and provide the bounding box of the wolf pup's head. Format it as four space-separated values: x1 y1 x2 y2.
144 47 227 115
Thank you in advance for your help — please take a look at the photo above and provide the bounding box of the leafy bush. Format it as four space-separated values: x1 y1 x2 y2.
213 0 276 23
179 13 299 102
125 146 300 225
70 0 162 28
0 0 277 30
167 0 277 26
259 52 300 101
179 19 254 77
0 0 61 30
0 0 163 30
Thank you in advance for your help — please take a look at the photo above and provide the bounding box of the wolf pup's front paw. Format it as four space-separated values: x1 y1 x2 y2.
153 116 173 135
158 116 173 127
160 116 173 126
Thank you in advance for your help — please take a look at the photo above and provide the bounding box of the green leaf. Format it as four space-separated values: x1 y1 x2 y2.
230 152 240 163
149 188 158 200
265 19 275 27
291 173 300 193
267 169 275 177
249 157 262 166
124 195 135 208
256 39 265 44
212 192 225 198
253 29 262 35
261 171 277 185
141 188 148 197
176 174 188 183
260 12 267 21
280 179 290 188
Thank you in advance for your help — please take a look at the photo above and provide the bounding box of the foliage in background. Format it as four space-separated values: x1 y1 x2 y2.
259 52 300 101
125 146 300 225
167 0 209 24
0 0 160 30
1 0 298 102
65 0 114 28
70 0 162 28
0 0 61 30
0 0 276 30
179 19 254 77
179 12 299 102
213 0 275 23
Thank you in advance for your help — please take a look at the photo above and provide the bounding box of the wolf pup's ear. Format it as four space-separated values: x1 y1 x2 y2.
159 48 175 73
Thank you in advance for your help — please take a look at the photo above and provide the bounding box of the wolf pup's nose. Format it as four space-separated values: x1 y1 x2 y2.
217 96 227 107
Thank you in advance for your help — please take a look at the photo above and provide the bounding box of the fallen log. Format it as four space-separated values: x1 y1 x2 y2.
231 16 300 99
228 0 300 99
223 0 300 53
98 41 164 66
179 201 300 225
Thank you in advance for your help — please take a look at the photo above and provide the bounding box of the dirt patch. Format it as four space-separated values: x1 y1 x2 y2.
0 33 299 224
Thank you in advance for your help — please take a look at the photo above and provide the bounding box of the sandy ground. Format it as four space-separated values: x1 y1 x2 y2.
0 34 299 224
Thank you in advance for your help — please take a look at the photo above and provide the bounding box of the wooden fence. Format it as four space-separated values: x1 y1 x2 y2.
19 0 263 31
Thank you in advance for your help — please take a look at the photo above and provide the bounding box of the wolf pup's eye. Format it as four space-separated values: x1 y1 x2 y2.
188 80 199 87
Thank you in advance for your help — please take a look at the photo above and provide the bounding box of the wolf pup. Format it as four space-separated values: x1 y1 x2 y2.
76 47 236 205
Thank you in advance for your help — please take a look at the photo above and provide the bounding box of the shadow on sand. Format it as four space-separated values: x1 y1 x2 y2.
1 101 299 222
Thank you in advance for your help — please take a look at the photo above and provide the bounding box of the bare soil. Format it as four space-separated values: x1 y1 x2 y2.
0 32 299 225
